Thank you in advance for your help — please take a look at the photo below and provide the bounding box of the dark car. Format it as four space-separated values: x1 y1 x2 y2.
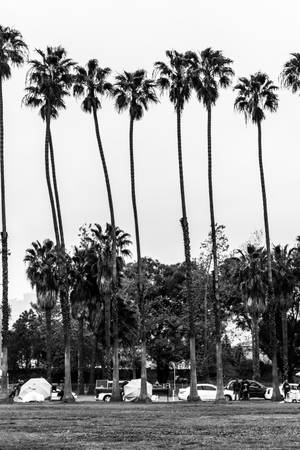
226 379 266 399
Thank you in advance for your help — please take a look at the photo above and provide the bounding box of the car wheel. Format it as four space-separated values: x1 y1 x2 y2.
292 399 297 403
103 395 111 402
225 395 232 402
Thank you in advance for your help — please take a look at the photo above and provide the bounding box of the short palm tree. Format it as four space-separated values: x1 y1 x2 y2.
0 25 27 398
234 72 281 400
24 46 75 401
272 245 296 380
187 48 234 402
236 245 267 380
154 50 199 401
113 69 157 401
24 239 58 382
91 223 131 400
73 60 122 399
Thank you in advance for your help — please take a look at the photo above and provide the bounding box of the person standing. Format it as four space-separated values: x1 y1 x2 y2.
232 378 240 401
282 379 290 400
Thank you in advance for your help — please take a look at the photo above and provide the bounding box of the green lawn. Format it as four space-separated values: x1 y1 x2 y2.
0 401 299 449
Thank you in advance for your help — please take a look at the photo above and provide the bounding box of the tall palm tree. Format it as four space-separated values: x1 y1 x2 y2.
113 70 157 401
272 244 296 380
24 46 75 401
154 50 199 401
187 48 234 402
235 245 267 380
281 53 300 95
0 25 27 398
234 72 281 400
72 60 122 399
24 239 58 382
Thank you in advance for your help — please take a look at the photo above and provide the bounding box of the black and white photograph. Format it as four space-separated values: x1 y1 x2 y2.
1 0 300 448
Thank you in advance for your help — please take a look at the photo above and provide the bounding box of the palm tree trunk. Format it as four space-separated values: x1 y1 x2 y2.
257 121 280 400
49 131 64 246
92 105 120 401
176 107 199 401
77 317 84 395
88 334 97 394
207 104 224 402
59 289 74 402
103 294 111 380
281 307 289 380
45 107 60 246
251 313 260 380
0 77 8 399
45 308 52 382
129 116 148 402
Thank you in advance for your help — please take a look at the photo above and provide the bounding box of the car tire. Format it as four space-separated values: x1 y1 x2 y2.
103 395 111 402
292 399 297 403
225 395 232 402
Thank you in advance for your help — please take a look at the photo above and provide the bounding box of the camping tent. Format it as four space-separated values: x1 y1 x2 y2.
17 377 51 403
123 379 152 402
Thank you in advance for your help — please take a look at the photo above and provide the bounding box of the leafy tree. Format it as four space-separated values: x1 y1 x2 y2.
187 48 234 402
234 72 280 400
0 25 27 398
113 70 157 401
24 239 58 381
24 46 75 401
154 50 199 401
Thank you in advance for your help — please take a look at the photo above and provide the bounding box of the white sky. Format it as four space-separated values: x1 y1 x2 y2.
2 0 300 314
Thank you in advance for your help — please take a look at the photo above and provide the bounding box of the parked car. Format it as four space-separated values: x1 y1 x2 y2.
264 383 298 400
178 383 234 401
95 380 128 402
225 379 267 399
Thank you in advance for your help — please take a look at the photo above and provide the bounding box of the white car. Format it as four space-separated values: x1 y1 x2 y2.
178 383 233 401
264 383 298 400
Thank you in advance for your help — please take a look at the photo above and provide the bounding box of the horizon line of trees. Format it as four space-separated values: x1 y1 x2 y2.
2 24 300 402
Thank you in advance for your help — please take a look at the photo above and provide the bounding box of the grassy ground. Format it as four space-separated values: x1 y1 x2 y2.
0 400 299 449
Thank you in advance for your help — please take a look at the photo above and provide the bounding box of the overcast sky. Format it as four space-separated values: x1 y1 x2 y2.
2 0 300 315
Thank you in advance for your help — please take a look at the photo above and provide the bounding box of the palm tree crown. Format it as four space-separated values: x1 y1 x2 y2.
234 72 278 123
24 239 58 310
73 59 113 112
154 50 192 111
0 25 27 79
24 46 75 120
187 47 234 108
113 69 158 119
281 53 300 93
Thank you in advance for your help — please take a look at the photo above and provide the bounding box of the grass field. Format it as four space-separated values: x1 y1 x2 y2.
0 400 299 449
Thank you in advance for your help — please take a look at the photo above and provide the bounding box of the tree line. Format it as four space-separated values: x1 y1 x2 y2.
1 24 300 402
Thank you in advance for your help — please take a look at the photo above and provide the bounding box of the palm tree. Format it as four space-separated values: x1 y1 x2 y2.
281 53 300 95
236 245 267 380
0 25 27 398
154 50 198 401
187 48 234 402
24 46 75 401
91 223 131 399
70 246 92 395
234 72 281 400
72 60 122 399
24 239 58 382
272 245 296 380
113 70 157 401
